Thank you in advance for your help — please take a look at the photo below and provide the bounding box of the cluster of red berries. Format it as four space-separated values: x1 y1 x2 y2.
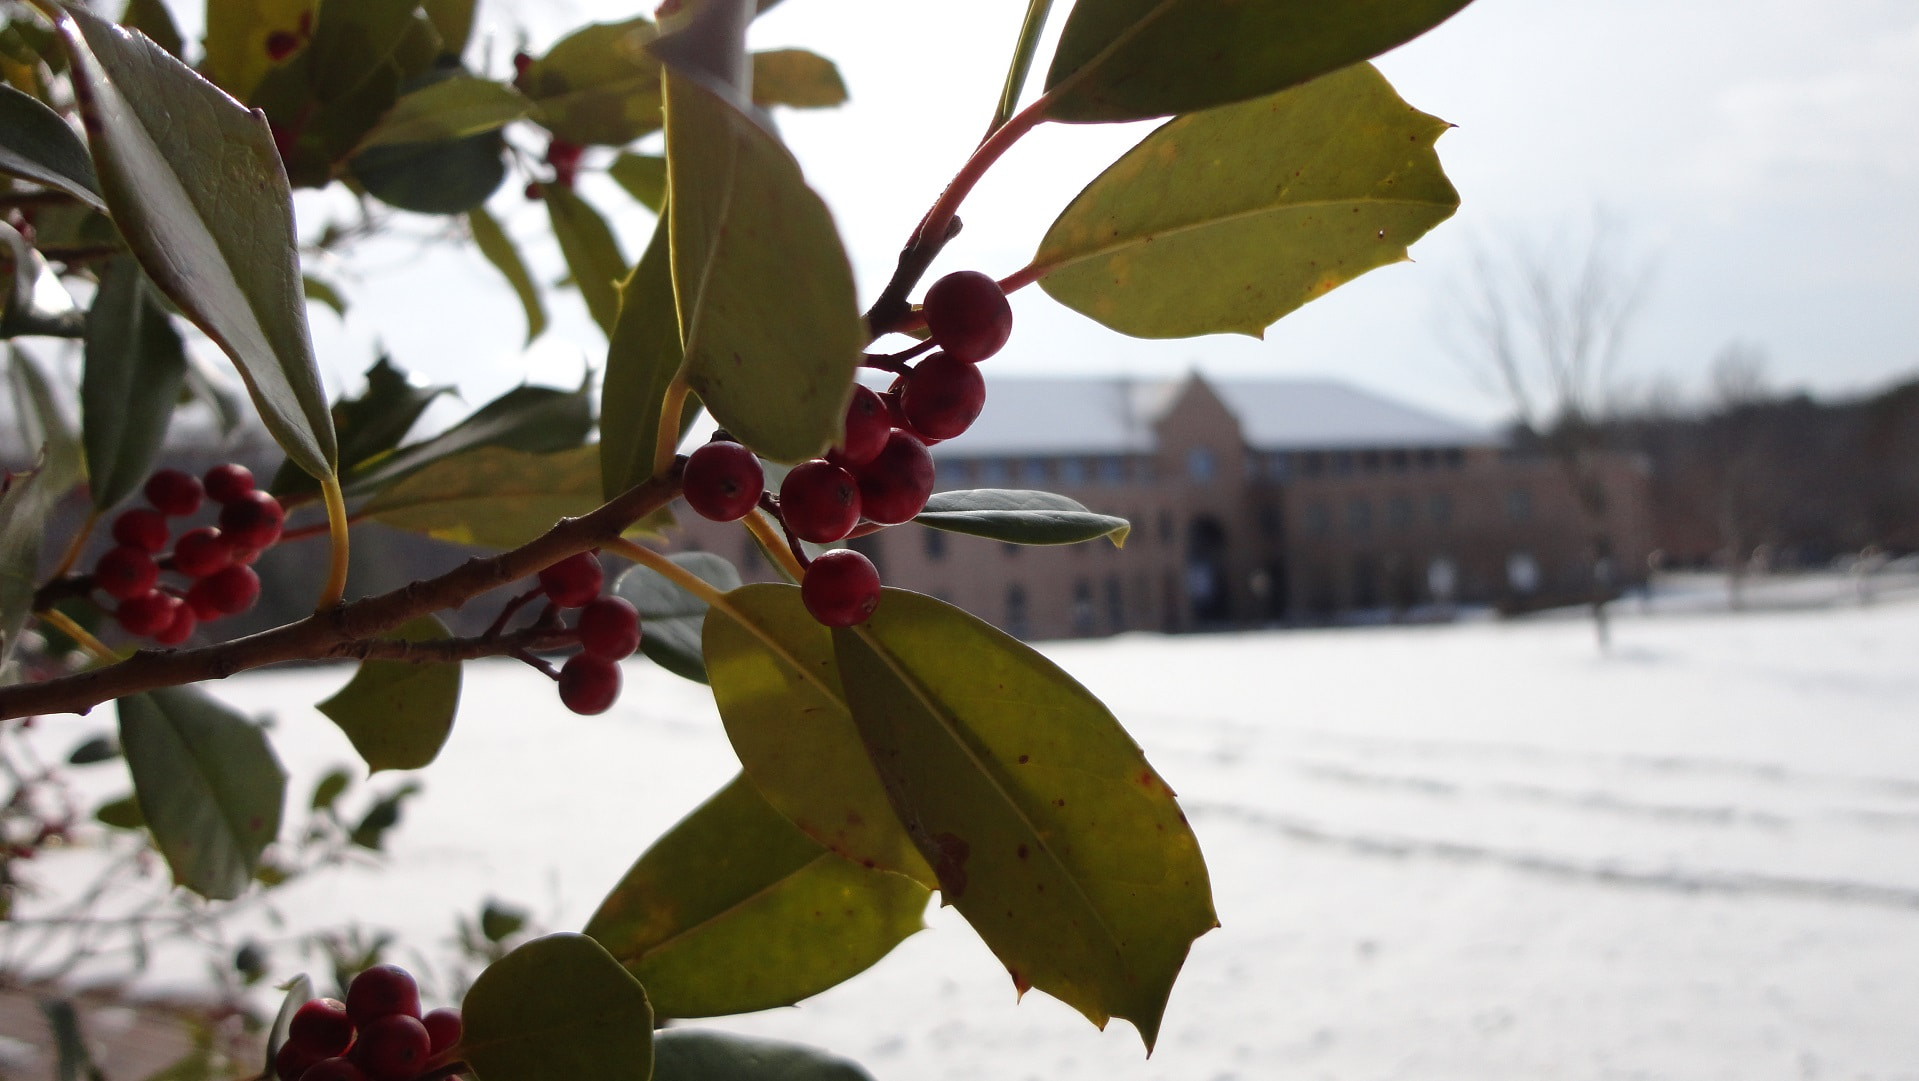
275 965 461 1081
679 270 1011 628
95 465 283 646
535 551 642 716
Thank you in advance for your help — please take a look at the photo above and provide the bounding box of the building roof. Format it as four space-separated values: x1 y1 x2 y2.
929 373 1493 457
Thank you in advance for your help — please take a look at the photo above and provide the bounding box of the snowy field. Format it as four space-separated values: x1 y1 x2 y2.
18 571 1919 1080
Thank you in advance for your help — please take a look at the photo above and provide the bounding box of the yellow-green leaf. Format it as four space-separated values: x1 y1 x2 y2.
1034 63 1458 339
663 72 860 463
462 934 652 1081
599 212 679 500
607 152 664 213
316 615 461 774
749 48 845 109
200 0 312 102
519 17 663 147
358 75 530 149
361 444 603 550
543 184 625 336
702 584 934 884
584 774 928 1019
467 206 546 344
833 590 1216 1052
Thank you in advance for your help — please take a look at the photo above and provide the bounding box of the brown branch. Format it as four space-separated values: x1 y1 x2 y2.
0 472 682 721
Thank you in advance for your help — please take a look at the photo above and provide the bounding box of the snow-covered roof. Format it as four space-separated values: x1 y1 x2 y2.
928 374 1492 457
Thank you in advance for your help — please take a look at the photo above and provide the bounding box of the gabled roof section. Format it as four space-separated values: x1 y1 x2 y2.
928 374 1492 457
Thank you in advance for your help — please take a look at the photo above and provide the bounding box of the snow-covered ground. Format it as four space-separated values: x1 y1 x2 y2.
18 571 1919 1080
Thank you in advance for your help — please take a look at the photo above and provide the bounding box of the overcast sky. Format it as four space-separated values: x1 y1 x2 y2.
305 0 1919 427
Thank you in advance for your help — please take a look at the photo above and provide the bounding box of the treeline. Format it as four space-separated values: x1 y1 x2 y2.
1607 375 1919 567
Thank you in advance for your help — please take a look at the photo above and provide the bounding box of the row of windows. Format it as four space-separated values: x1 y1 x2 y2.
939 444 1473 490
938 455 1150 490
1287 446 1469 479
1005 576 1130 638
1300 488 1532 538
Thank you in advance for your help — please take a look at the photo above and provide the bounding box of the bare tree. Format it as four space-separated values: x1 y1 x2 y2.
1706 342 1773 608
1448 214 1654 648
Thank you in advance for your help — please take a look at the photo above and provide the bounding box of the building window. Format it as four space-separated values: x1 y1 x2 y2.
1347 497 1373 535
1359 450 1382 473
1330 451 1355 476
1186 446 1216 483
1072 579 1095 635
1019 458 1049 485
1265 453 1290 481
924 529 946 561
1304 501 1331 538
1057 457 1088 487
1429 492 1453 527
1006 583 1028 638
1506 488 1533 523
1388 449 1411 472
1387 495 1413 530
1105 575 1125 630
1096 456 1127 485
1506 551 1540 595
1443 448 1465 469
1299 452 1325 477
1416 448 1439 470
979 459 1010 485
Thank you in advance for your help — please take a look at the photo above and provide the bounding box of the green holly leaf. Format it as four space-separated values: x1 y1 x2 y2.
361 444 607 550
340 380 593 499
468 206 547 345
1 219 84 338
915 489 1130 546
200 0 313 101
0 82 102 209
461 934 652 1081
81 257 185 510
1034 63 1458 339
1041 0 1474 122
271 355 452 499
119 686 287 901
543 185 626 336
607 153 665 213
119 0 184 59
663 72 860 463
519 17 664 146
585 774 928 1020
358 75 531 149
600 213 680 500
316 616 461 773
350 129 507 216
611 552 740 684
749 49 846 109
652 1030 875 1081
833 590 1217 1052
701 584 935 883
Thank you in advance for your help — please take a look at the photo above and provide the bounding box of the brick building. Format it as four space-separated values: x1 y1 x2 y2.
669 373 1655 640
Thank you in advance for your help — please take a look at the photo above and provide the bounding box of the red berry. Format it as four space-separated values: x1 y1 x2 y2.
922 270 1012 363
289 998 354 1058
682 441 763 522
144 469 203 516
173 527 234 578
112 508 170 553
198 565 261 616
421 1007 462 1055
801 549 882 628
153 601 196 646
298 1060 366 1081
900 352 987 440
265 30 301 60
345 964 420 1025
854 430 935 525
276 1039 327 1081
203 463 256 504
95 545 159 600
512 51 533 82
829 385 890 468
219 490 284 550
576 596 640 661
558 654 621 715
779 460 861 543
538 551 603 608
355 1015 430 1081
116 591 178 638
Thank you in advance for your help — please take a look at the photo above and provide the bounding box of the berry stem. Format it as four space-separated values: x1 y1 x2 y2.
47 510 99 582
743 509 806 583
35 609 115 665
861 338 937 373
317 473 351 611
998 262 1045 296
511 648 561 680
481 587 547 639
652 375 693 479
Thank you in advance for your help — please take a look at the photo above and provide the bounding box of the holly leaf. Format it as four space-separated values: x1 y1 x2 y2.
271 355 451 499
50 3 338 480
119 0 185 59
749 48 845 109
461 934 652 1081
262 974 316 1072
81 256 185 510
519 17 664 146
358 75 530 149
350 129 507 216
833 590 1216 1051
0 82 103 209
662 72 860 463
340 380 593 498
702 584 934 883
584 774 928 1020
0 219 84 338
468 206 547 345
915 489 1129 547
1041 0 1474 122
653 1030 875 1081
607 152 665 213
119 686 287 901
200 0 313 101
1034 63 1459 339
611 552 739 684
361 444 607 550
316 616 461 773
543 185 625 336
599 213 680 500
422 0 476 59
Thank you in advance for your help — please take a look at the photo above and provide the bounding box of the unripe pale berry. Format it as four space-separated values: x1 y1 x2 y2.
289 998 354 1058
219 490 285 551
922 270 1012 363
198 564 261 616
96 545 159 600
144 469 203 516
116 591 177 638
203 463 256 505
421 1007 462 1055
538 551 603 608
901 352 987 440
173 527 233 578
682 441 763 522
356 1015 430 1081
112 508 170 553
855 430 935 525
829 385 890 468
345 964 420 1025
576 596 641 661
801 549 882 627
558 654 621 715
780 460 862 543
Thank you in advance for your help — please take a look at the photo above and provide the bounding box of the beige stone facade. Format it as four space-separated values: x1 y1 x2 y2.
661 374 1656 640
